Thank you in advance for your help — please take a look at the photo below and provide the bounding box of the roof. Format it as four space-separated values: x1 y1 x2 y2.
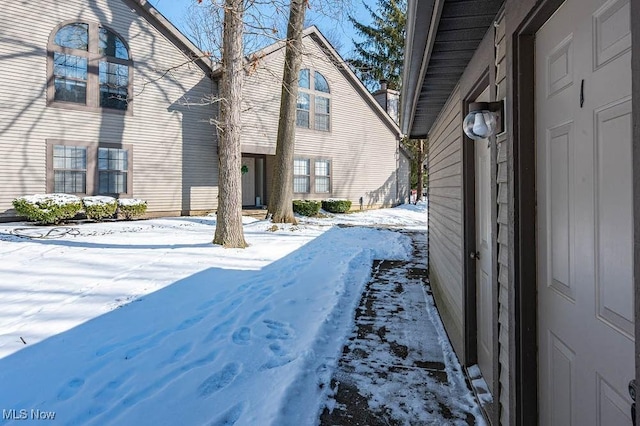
126 0 214 75
212 26 402 138
401 0 504 138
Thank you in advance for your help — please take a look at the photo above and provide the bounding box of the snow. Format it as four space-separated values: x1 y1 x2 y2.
0 201 479 425
17 193 81 206
117 198 146 206
82 196 116 206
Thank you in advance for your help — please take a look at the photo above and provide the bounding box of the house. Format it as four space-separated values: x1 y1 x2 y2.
401 0 638 425
0 1 408 222
236 27 408 210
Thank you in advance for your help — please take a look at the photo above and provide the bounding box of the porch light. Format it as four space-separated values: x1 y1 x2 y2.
463 101 504 140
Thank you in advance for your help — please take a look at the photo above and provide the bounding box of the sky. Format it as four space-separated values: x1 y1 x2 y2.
148 0 375 56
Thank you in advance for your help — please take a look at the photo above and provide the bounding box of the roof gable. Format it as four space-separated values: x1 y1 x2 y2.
125 0 214 75
214 26 401 137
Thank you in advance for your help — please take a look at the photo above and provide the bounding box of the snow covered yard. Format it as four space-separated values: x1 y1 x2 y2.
0 202 477 425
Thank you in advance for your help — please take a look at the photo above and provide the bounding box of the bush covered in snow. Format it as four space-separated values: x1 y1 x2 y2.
292 200 321 217
118 198 147 220
82 196 118 221
12 194 82 225
322 199 352 213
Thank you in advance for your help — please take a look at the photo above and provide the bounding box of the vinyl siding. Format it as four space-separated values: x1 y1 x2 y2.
0 0 217 218
241 34 401 208
495 12 510 426
426 85 465 355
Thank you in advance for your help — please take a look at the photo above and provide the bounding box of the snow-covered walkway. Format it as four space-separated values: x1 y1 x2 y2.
0 203 481 425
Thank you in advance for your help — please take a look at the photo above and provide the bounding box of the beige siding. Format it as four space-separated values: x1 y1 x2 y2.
495 12 510 426
241 35 401 208
426 85 465 354
0 1 217 218
398 150 410 204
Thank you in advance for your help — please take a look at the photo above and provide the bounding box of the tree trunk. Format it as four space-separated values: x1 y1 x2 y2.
213 0 247 248
415 139 424 203
267 0 308 224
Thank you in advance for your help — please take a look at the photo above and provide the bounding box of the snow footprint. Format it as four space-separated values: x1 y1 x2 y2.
57 378 84 401
210 402 246 426
231 327 251 345
198 362 242 397
260 342 296 370
263 319 295 340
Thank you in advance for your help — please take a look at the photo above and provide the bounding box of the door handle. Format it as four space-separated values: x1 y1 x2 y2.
629 380 636 425
469 251 480 260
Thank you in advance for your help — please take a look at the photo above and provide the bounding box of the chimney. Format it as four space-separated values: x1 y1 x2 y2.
372 79 400 125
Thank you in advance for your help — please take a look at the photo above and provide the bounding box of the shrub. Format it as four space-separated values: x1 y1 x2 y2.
12 193 82 225
83 196 118 221
322 199 352 213
118 198 148 220
292 200 321 217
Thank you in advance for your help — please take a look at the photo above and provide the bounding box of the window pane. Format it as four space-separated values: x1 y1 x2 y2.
53 145 86 171
54 23 88 50
315 114 330 131
315 176 330 193
98 148 128 171
293 176 310 193
294 159 309 175
54 171 86 193
99 61 129 110
99 28 129 59
315 160 329 177
53 53 88 80
299 69 310 89
297 92 310 110
296 110 309 128
315 96 330 114
53 53 87 104
314 72 330 93
99 171 127 194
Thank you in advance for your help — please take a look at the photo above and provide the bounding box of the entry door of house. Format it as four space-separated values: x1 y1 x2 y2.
536 0 633 424
474 87 493 393
241 157 256 206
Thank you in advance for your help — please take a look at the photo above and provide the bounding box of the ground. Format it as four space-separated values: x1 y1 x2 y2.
0 203 484 425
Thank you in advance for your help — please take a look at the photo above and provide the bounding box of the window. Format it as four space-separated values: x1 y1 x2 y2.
98 148 128 194
49 22 131 112
297 69 331 131
47 141 132 196
293 158 332 194
315 160 330 193
53 146 87 193
296 93 310 127
293 159 310 193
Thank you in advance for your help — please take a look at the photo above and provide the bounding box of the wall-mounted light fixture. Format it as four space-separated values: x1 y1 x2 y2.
463 101 505 140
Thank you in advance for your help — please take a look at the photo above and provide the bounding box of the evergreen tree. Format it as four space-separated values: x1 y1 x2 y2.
348 0 406 90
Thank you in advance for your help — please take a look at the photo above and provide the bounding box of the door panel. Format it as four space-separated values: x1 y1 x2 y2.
536 0 633 424
241 157 256 206
475 87 493 393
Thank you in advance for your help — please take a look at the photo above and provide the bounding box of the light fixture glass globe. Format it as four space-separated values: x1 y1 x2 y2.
463 110 497 140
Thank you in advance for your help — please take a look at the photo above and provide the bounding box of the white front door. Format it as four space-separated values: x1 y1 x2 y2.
536 0 633 424
475 87 493 393
241 157 256 206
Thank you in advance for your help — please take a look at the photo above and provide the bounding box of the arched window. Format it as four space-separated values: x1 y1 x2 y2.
297 69 331 131
49 22 132 112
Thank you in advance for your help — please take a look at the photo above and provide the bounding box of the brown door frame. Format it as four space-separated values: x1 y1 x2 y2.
511 0 572 424
462 72 491 367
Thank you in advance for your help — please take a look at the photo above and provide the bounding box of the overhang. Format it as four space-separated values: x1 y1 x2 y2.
401 0 504 138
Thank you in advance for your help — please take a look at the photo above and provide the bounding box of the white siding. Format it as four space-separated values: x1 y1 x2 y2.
0 0 217 218
426 85 465 354
241 34 402 208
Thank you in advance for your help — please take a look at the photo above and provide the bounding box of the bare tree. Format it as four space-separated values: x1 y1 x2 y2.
403 138 427 203
213 0 247 247
267 0 308 223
